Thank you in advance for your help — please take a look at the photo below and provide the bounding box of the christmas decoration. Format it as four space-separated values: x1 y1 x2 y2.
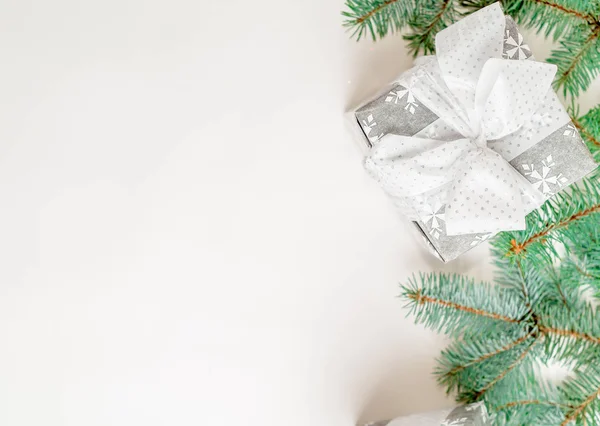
350 4 596 262
361 402 490 425
343 0 600 424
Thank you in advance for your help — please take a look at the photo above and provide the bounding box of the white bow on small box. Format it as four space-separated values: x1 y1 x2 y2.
364 3 556 236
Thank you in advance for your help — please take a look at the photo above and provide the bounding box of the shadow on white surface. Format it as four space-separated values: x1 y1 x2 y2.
343 34 413 112
356 351 454 424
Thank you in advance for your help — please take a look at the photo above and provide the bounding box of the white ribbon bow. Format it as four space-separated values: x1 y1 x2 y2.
364 3 557 236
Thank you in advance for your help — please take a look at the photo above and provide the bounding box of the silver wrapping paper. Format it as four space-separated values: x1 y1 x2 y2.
353 16 597 262
361 402 490 426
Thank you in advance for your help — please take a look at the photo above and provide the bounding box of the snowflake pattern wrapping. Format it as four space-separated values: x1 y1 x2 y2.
351 12 596 262
503 31 531 60
522 155 568 195
419 201 446 240
385 88 418 114
360 114 384 143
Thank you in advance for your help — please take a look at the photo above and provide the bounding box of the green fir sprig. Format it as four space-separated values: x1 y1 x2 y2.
342 0 600 97
549 23 600 97
402 249 600 424
342 0 415 41
573 106 600 161
404 0 457 56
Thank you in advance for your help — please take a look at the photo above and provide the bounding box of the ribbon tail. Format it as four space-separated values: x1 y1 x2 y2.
444 147 530 236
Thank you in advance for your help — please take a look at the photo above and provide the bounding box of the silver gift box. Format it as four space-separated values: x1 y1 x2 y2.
351 16 596 262
361 403 490 426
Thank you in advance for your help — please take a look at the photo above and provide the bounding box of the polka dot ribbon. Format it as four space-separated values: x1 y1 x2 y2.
364 3 557 236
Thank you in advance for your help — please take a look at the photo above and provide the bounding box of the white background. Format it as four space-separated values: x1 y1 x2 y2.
1 1 599 426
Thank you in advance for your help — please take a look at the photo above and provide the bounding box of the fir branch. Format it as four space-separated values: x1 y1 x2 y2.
541 326 600 346
472 337 542 400
560 364 600 424
496 179 600 260
508 202 600 255
496 399 574 411
561 385 600 426
461 0 600 41
342 0 415 41
549 23 600 97
573 117 600 149
436 329 536 396
539 303 600 365
559 248 600 300
403 0 456 56
489 366 567 424
410 291 520 323
514 259 535 312
573 107 600 160
532 0 598 24
446 333 534 375
402 274 527 336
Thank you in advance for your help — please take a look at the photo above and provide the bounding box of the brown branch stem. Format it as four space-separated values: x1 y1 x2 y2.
447 333 532 376
530 0 599 24
556 25 600 86
474 337 541 400
573 116 600 147
411 291 520 323
541 326 600 345
509 204 600 255
561 386 600 426
354 0 401 24
422 0 452 34
516 259 535 313
496 399 574 411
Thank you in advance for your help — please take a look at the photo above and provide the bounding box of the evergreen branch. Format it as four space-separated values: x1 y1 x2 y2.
342 0 415 41
446 333 533 375
355 0 399 24
559 364 600 424
402 274 528 336
410 291 520 324
508 203 600 256
573 106 600 161
488 365 567 425
526 0 598 24
472 337 542 400
561 386 600 426
573 117 600 148
559 248 600 300
539 303 600 364
500 0 600 40
546 263 571 308
445 0 593 39
515 259 535 312
550 23 600 97
462 0 598 25
436 329 536 395
496 179 600 260
575 262 600 280
403 0 456 56
541 326 600 345
496 399 574 411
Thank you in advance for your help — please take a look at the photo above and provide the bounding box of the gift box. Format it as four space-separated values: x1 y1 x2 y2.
350 3 596 262
361 402 490 426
